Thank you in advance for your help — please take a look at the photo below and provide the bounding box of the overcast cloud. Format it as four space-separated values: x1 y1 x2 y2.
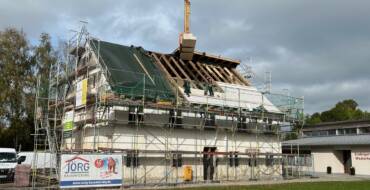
1 0 369 113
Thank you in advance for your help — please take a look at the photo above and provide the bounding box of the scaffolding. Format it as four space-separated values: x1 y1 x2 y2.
32 25 311 188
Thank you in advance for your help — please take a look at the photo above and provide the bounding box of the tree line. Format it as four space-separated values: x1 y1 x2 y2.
285 99 370 140
0 28 58 151
305 99 370 125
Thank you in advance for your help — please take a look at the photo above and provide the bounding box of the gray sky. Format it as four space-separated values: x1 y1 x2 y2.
1 0 369 113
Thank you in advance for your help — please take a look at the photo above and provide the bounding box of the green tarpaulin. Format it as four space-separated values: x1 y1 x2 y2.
89 39 174 100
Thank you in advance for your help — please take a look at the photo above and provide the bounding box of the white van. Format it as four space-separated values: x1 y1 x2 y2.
0 148 26 181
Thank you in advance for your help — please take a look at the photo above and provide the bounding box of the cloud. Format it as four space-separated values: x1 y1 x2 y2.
0 0 369 114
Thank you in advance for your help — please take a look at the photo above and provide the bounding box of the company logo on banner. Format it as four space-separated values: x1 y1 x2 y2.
60 154 122 188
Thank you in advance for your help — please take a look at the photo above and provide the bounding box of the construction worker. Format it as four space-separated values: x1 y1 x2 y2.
208 77 214 96
183 80 191 97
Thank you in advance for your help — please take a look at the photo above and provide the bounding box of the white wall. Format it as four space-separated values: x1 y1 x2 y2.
351 147 370 175
312 148 344 174
73 125 281 154
62 124 282 181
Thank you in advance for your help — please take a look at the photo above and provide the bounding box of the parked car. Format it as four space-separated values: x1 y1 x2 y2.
0 148 26 182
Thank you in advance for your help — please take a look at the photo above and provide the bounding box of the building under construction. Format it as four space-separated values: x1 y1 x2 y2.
32 1 309 188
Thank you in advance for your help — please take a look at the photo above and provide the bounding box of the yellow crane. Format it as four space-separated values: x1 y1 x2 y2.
184 0 191 33
179 0 197 60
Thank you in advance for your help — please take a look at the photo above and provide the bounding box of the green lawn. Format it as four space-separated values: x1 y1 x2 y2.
171 181 370 190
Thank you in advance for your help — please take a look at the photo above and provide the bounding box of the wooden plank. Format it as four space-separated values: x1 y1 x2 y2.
193 51 240 65
161 55 182 80
204 64 221 82
169 57 191 80
151 53 181 96
210 65 228 83
231 68 250 85
133 53 155 84
151 53 174 80
224 67 243 84
216 66 234 83
188 61 208 82
178 59 204 89
194 61 214 82
169 57 197 88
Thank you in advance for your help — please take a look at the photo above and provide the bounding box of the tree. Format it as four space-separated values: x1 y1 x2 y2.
305 99 368 127
0 28 35 150
0 28 58 151
305 112 322 125
33 33 57 113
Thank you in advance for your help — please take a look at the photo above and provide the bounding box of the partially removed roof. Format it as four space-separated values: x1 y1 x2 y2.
89 39 175 99
88 39 281 113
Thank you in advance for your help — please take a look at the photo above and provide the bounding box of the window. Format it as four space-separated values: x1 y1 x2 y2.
128 106 136 124
359 127 370 134
319 130 328 136
169 110 183 128
172 154 183 167
328 129 336 136
237 116 247 130
337 129 345 135
312 131 320 137
344 128 357 135
229 153 239 167
128 106 144 124
205 113 216 127
137 106 144 123
0 153 16 163
88 74 96 88
265 155 274 166
303 131 312 137
248 158 257 167
125 152 139 167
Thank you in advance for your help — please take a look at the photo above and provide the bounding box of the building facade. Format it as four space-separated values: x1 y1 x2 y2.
283 120 370 176
33 29 305 185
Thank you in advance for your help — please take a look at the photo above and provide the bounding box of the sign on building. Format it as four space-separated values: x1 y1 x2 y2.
354 152 370 160
60 154 122 188
62 111 74 138
75 79 88 107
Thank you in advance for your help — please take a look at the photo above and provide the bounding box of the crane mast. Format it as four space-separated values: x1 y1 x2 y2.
179 0 197 60
184 0 190 33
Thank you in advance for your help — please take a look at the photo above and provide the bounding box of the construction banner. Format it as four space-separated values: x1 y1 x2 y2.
62 111 74 138
63 111 74 132
75 79 87 107
60 154 122 188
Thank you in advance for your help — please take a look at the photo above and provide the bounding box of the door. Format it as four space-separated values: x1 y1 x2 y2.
342 150 352 174
203 147 216 181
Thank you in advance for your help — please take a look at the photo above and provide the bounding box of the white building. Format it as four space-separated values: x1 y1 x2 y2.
283 120 370 176
38 37 304 185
